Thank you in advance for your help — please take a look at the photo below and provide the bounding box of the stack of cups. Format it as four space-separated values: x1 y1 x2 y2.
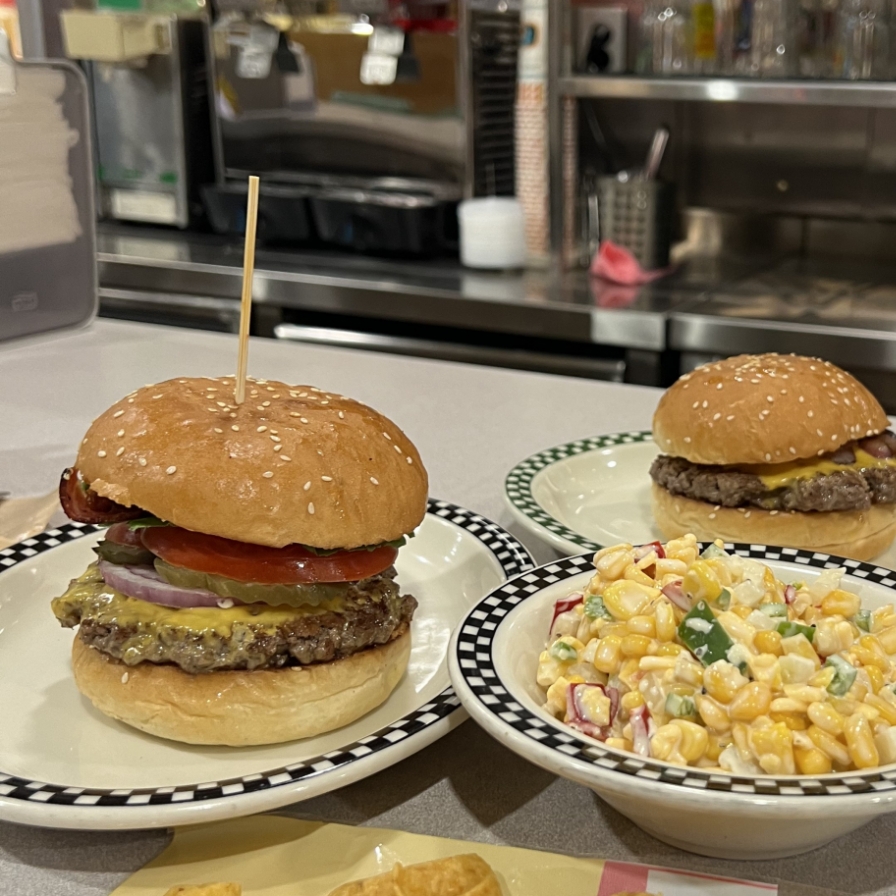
458 198 527 269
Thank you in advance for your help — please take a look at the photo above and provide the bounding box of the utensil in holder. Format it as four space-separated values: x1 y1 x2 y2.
596 176 675 271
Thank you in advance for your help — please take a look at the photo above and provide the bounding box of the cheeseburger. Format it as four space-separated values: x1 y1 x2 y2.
650 354 896 561
52 376 428 746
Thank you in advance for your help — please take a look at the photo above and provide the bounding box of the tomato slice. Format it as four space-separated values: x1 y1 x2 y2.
105 522 148 549
140 527 398 584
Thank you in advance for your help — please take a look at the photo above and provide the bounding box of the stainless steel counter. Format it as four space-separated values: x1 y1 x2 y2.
97 226 896 395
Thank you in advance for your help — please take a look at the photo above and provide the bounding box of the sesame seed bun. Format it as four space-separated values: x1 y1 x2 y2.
653 354 889 465
651 482 896 562
76 377 428 549
71 625 411 746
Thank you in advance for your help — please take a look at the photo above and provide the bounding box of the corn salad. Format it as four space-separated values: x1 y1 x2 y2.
537 535 896 774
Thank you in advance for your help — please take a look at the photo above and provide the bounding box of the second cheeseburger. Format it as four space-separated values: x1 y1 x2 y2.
52 376 427 745
650 353 896 561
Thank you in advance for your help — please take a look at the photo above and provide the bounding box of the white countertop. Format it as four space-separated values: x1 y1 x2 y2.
0 320 892 896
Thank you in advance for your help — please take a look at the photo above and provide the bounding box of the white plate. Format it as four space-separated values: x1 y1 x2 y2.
0 500 533 830
449 545 896 859
504 432 896 569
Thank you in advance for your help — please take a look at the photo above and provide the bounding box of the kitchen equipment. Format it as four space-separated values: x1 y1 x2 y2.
203 0 520 254
643 126 669 181
576 6 627 74
0 40 97 344
61 10 214 228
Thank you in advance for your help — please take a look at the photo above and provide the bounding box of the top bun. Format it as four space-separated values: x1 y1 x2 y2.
77 377 428 549
653 354 888 466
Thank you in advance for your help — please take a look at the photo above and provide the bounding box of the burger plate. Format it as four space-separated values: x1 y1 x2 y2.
504 431 896 569
0 499 532 830
449 545 896 860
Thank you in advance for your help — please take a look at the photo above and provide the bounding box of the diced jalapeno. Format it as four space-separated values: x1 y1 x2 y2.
760 602 788 618
665 693 697 719
678 600 735 667
777 621 816 643
826 655 857 697
853 610 872 633
550 641 578 662
715 588 731 611
584 594 613 620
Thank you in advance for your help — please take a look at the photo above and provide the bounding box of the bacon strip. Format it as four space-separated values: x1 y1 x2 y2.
58 467 143 524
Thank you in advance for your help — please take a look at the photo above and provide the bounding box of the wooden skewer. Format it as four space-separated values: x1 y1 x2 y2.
235 175 260 405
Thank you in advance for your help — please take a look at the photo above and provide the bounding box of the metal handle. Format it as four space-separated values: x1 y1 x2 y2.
643 127 670 180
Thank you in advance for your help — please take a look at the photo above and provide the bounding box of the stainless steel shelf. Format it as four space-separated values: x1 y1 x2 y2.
560 75 896 107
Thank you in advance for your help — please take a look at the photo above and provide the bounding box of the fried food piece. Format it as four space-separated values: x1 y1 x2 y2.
327 854 502 895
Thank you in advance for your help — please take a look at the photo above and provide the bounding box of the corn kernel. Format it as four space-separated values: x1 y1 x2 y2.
627 615 657 637
696 694 731 732
656 641 683 657
878 626 896 654
605 737 631 752
683 560 723 603
803 606 823 626
845 712 879 769
808 666 836 690
671 719 709 763
748 721 795 775
814 620 855 657
729 682 773 721
602 579 656 621
732 605 753 620
794 746 833 775
822 589 861 618
808 724 851 766
866 693 896 725
675 654 705 687
638 656 676 672
749 654 783 690
594 546 632 580
770 710 809 731
807 701 845 735
853 635 889 672
705 733 725 762
620 690 645 711
621 634 655 658
704 661 750 704
593 635 623 674
655 558 687 578
624 564 655 587
755 630 783 656
618 657 641 689
867 665 885 695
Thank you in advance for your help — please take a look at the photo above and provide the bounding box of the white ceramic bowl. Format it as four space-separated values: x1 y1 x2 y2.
449 547 896 860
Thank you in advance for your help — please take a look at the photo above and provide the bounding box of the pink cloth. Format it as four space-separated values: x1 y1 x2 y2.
589 240 672 285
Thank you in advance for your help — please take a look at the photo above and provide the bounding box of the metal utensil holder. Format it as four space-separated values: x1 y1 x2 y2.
597 176 675 270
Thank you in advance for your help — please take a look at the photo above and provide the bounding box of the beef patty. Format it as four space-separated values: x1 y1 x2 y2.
54 564 417 674
650 454 896 513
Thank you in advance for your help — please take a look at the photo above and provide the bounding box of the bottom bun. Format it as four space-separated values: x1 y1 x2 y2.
651 483 896 562
71 627 411 746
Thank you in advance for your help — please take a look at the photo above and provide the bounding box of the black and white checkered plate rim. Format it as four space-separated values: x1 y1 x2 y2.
455 542 896 797
504 431 653 552
0 498 533 810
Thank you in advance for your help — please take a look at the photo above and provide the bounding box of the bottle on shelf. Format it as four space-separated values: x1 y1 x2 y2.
636 1 692 75
691 0 717 73
836 0 890 80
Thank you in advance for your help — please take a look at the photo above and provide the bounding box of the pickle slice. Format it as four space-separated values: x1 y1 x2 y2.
153 558 353 608
95 540 155 566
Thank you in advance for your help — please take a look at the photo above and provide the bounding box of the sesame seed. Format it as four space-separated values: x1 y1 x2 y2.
717 384 723 390
121 672 129 684
383 432 392 440
308 502 315 514
207 387 217 392
274 444 282 452
113 410 124 418
767 396 774 403
338 411 345 419
407 456 413 464
370 476 379 485
116 447 124 457
300 418 308 424
272 394 280 399
271 436 281 443
744 511 752 518
128 398 134 403
263 401 271 407
153 394 162 400
116 429 124 438
257 406 265 411
692 401 699 409
263 471 274 479
808 410 814 418
230 413 237 418
257 426 267 433
765 453 771 461
709 513 717 520
317 450 324 457
97 450 106 458
217 401 227 408
232 425 240 432
684 437 692 444
139 457 147 466
394 445 402 453
281 455 291 462
713 413 721 421
770 510 779 516
290 412 301 417
321 475 333 481
789 447 796 455
702 400 708 408
817 429 824 437
304 481 311 491
207 408 216 413
321 401 329 406
166 465 177 475
831 434 838 441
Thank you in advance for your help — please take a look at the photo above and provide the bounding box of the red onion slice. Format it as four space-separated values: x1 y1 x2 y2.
662 580 690 611
98 560 237 609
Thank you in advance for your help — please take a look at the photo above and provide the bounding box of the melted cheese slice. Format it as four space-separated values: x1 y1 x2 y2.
52 564 343 637
739 449 896 490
